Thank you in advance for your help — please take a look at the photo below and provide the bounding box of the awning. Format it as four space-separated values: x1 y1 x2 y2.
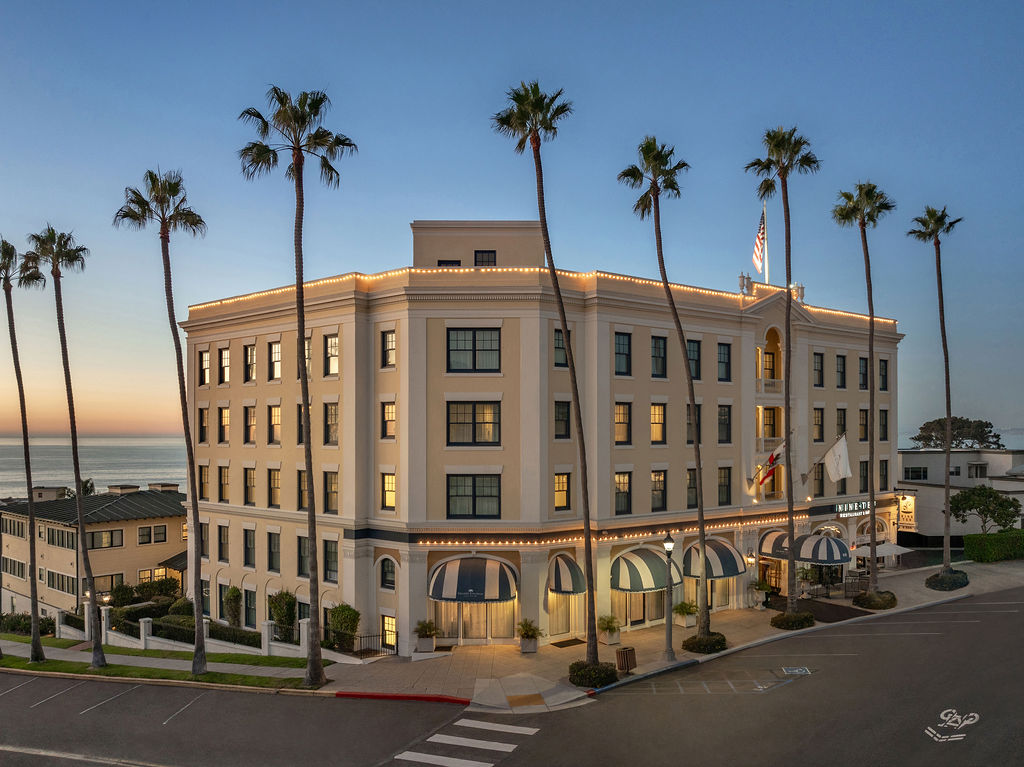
854 542 913 557
793 534 852 564
547 554 586 594
758 530 790 559
610 548 683 593
681 539 748 580
428 557 518 602
158 550 188 572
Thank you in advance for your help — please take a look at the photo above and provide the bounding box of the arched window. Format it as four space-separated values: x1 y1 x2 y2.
380 558 396 590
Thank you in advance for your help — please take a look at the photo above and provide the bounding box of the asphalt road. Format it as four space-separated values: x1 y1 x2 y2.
507 586 1024 767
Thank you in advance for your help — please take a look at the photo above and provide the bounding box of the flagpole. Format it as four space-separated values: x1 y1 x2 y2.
763 200 769 285
800 431 847 485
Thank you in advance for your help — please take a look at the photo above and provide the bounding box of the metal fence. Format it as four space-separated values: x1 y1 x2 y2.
322 627 397 657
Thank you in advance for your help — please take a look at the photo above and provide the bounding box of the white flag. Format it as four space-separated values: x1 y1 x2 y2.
823 434 852 482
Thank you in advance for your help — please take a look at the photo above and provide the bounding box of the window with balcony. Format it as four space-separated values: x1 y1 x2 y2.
614 403 632 445
718 405 731 444
763 351 776 381
651 470 667 512
447 328 500 372
554 401 571 439
836 354 846 389
813 408 824 442
614 472 632 515
763 408 776 439
324 334 339 376
447 475 500 519
718 343 731 382
650 403 666 444
687 340 701 380
268 341 281 380
324 402 339 445
614 332 632 376
813 352 824 387
554 472 570 510
651 336 667 378
687 404 702 445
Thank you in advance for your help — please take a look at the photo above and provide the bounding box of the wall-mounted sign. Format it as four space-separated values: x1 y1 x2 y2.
836 500 875 517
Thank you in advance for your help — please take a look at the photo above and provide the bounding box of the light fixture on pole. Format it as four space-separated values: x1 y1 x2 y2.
663 533 676 662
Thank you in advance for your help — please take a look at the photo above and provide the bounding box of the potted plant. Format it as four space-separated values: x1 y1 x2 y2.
516 618 544 653
751 579 773 609
672 600 697 628
597 614 621 645
414 620 438 653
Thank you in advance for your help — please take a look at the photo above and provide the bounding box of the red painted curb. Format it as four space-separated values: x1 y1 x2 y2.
334 691 471 705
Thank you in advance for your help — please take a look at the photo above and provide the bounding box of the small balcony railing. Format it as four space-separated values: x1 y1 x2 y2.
758 437 783 453
756 378 784 394
761 490 785 502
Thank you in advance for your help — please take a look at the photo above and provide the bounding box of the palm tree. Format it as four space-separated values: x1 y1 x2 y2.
1 239 47 662
745 127 820 616
832 183 894 595
114 169 209 675
239 86 356 687
24 226 106 667
493 81 600 666
908 206 962 577
618 136 714 639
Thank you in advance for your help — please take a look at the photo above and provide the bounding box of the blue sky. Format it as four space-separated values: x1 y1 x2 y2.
0 1 1021 441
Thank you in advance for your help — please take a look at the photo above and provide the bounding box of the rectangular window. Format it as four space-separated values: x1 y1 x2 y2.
324 471 339 514
381 473 396 510
837 477 847 496
218 524 229 562
381 329 396 368
381 402 396 439
968 463 988 479
243 344 256 382
46 570 77 595
1 518 26 538
218 466 229 503
879 409 889 442
813 352 824 387
244 589 256 629
554 472 570 511
199 523 209 558
446 475 501 519
836 408 847 438
198 465 209 501
1 556 26 580
718 343 731 382
879 359 888 391
718 405 732 444
267 532 280 572
447 401 501 445
297 470 309 510
244 406 256 444
859 357 868 390
198 350 210 386
718 467 732 506
297 536 310 577
554 401 571 439
763 351 776 380
45 527 76 550
859 461 869 493
218 348 230 385
267 405 281 445
813 464 825 498
446 328 500 373
244 468 256 505
218 584 228 619
323 540 338 583
138 526 152 545
244 528 256 567
836 354 847 389
614 402 632 445
904 466 928 481
84 529 123 549
268 341 281 380
218 407 230 444
813 408 824 442
859 409 869 441
614 332 632 376
650 403 666 444
687 404 702 445
198 408 208 443
687 340 701 380
474 249 496 266
323 402 339 445
553 329 568 368
298 337 311 378
201 579 210 616
267 468 281 508
614 472 632 515
687 469 697 509
153 524 166 544
380 559 396 590
879 459 889 492
651 470 666 512
296 404 304 445
651 336 667 378
323 334 339 376
437 259 461 267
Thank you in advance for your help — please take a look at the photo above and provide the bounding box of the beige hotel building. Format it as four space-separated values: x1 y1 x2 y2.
182 220 902 656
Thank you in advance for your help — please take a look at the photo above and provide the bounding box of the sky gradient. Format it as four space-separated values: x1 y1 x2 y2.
1 1 1021 440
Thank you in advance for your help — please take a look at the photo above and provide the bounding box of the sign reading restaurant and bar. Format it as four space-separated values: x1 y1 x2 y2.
808 497 896 518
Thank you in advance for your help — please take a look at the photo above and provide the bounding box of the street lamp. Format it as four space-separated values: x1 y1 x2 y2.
663 533 676 662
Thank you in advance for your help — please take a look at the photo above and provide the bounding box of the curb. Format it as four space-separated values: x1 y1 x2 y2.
0 664 295 695
878 560 974 578
333 690 471 705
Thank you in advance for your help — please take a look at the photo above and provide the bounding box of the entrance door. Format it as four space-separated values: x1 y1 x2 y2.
380 615 396 650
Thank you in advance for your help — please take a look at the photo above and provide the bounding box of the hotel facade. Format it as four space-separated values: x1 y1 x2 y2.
182 221 902 656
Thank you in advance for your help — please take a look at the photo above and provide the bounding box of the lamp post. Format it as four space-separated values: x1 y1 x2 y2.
663 533 676 662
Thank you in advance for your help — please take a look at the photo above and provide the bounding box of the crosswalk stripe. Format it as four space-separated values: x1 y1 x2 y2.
394 751 493 767
453 718 539 735
427 734 516 753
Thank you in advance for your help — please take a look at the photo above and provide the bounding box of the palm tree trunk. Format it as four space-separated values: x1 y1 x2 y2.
935 238 952 574
780 175 797 615
4 281 44 662
293 152 326 687
51 266 105 668
530 135 598 666
860 222 878 593
160 231 208 675
652 192 709 638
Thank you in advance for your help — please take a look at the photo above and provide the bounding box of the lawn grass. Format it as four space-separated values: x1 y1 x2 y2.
0 655 310 689
0 633 81 649
82 645 328 668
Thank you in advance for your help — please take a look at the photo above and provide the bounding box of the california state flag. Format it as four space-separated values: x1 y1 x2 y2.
759 441 786 486
823 434 852 482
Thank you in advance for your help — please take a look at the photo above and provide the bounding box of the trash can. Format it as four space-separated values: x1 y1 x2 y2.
615 646 637 673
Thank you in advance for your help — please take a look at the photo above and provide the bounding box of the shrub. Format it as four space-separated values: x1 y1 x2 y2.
770 611 815 630
210 622 262 648
153 577 180 598
681 632 728 654
415 620 439 638
169 597 193 616
568 660 619 689
964 529 1024 562
328 603 360 635
0 612 32 634
39 615 55 635
153 618 196 644
134 581 159 602
63 612 85 631
516 618 543 639
113 601 173 624
925 569 970 591
852 590 898 610
224 586 242 628
158 614 194 628
597 614 620 633
267 591 297 630
110 583 137 607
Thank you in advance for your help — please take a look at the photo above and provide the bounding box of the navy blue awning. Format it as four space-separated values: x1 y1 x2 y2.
681 539 748 580
759 530 790 559
610 548 682 593
547 554 586 594
428 557 517 602
793 534 851 564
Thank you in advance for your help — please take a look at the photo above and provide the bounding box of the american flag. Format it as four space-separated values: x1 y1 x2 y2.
752 209 766 274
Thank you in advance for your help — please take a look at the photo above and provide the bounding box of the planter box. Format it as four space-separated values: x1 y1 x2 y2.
599 630 620 646
416 636 436 653
520 637 538 654
674 614 696 628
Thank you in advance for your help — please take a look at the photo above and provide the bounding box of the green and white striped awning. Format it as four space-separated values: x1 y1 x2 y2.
610 548 683 593
547 554 586 594
680 539 748 580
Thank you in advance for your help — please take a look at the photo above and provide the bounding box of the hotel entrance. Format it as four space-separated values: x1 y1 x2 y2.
428 556 519 644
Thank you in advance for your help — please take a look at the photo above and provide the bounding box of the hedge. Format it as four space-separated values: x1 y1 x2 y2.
153 618 198 644
210 622 262 648
568 660 619 688
63 612 85 631
681 632 728 654
168 597 193 616
770 611 815 630
113 601 173 624
0 613 56 636
964 529 1024 562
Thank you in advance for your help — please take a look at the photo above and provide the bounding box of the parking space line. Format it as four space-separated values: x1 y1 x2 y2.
747 653 860 657
930 609 1018 613
30 681 86 708
162 692 207 725
0 742 174 766
80 684 141 715
883 620 980 624
810 632 942 637
0 677 37 697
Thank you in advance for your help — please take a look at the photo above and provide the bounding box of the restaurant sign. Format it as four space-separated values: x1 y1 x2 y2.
836 500 874 518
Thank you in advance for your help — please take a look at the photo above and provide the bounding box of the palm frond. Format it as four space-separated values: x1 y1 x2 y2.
617 165 645 189
239 141 279 179
0 238 17 281
113 185 153 230
318 154 340 188
492 80 572 152
168 207 208 238
633 189 654 220
756 177 777 200
907 205 961 240
238 107 271 140
17 257 45 289
55 231 88 272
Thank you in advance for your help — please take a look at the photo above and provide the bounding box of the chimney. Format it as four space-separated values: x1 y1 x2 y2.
148 483 180 493
107 484 141 495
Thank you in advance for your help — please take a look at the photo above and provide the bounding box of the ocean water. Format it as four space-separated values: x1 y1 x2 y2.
0 436 187 498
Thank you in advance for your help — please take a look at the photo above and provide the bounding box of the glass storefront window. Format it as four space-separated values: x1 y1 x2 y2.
434 601 459 639
463 603 488 639
488 602 514 638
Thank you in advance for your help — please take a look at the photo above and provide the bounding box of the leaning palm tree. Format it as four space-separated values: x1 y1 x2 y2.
908 206 962 579
1 239 47 662
618 136 714 639
239 86 356 687
493 81 600 666
745 127 820 616
24 226 105 667
832 182 895 596
114 169 209 675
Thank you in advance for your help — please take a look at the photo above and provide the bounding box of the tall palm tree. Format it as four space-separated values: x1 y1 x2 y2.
239 86 356 687
745 127 820 616
114 169 209 675
1 239 47 662
832 183 895 595
617 136 714 638
24 226 106 667
493 81 600 666
908 206 962 577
